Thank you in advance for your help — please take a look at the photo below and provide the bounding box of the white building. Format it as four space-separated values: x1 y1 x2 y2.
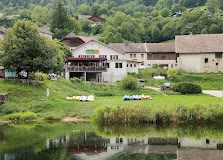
64 39 140 83
176 34 223 73
37 27 53 40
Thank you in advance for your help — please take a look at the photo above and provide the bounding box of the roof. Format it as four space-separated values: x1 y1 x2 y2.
37 27 53 35
176 34 223 53
73 39 125 54
109 43 147 53
147 43 175 53
60 32 96 43
78 15 92 19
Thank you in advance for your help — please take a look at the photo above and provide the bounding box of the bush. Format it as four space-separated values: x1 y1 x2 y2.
173 83 202 94
44 114 62 121
167 68 177 78
7 112 37 121
70 77 83 83
121 75 137 90
34 73 49 81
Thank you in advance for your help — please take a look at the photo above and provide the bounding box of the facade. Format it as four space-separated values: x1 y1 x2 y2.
65 39 140 83
60 32 96 51
109 41 177 68
176 34 223 73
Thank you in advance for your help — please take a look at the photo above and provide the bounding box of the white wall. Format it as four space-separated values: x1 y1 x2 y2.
179 53 201 72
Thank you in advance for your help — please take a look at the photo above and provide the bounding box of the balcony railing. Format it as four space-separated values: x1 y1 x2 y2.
66 66 107 72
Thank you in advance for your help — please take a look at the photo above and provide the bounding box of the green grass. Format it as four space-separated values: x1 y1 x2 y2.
0 77 223 122
139 69 223 90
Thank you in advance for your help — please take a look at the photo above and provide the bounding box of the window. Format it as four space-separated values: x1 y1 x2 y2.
216 63 219 66
116 63 122 68
134 64 136 67
80 55 85 58
206 139 210 144
161 56 165 60
205 58 208 63
110 55 118 60
127 64 128 67
215 53 222 58
141 61 144 65
134 54 136 58
99 55 106 58
141 54 144 58
130 64 133 67
171 64 173 68
107 63 110 68
130 54 132 58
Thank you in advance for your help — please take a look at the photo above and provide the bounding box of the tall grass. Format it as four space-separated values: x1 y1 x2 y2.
94 103 223 123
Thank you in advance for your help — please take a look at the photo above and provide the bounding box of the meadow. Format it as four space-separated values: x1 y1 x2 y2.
0 77 223 122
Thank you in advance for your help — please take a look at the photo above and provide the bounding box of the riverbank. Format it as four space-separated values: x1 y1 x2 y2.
0 79 223 123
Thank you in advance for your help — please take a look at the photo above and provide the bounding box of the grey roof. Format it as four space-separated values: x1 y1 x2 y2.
147 43 175 53
78 15 92 19
176 34 223 53
37 27 53 35
109 43 147 53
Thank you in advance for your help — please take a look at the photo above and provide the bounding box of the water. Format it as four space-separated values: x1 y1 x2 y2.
0 122 223 160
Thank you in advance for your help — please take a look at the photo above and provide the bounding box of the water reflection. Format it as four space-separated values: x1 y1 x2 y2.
0 122 223 160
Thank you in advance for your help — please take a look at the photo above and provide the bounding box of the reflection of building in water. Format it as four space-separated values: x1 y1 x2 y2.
178 138 223 160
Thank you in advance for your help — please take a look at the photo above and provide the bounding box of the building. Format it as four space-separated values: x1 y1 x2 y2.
65 39 140 83
172 12 182 18
37 27 53 40
146 43 177 68
60 32 96 51
109 41 177 68
78 15 105 26
176 34 223 73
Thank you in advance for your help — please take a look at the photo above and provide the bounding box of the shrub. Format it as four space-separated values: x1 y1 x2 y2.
34 73 49 81
44 114 62 121
7 112 37 121
121 75 137 90
173 83 202 94
167 68 177 78
70 77 83 83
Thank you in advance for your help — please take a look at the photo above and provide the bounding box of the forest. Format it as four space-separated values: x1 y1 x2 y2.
1 0 223 43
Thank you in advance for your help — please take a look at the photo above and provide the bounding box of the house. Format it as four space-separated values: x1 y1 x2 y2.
60 32 96 51
172 12 182 18
78 15 105 26
37 27 53 40
64 39 140 83
109 41 177 68
176 34 223 73
146 43 177 68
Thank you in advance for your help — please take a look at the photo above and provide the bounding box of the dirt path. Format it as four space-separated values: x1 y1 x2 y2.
202 90 223 98
144 86 168 96
62 117 90 122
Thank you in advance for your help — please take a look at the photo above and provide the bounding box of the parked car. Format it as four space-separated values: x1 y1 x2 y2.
137 79 145 87
161 83 172 90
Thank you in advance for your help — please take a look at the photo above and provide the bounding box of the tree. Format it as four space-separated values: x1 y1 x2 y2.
19 9 32 20
0 20 63 80
167 68 177 81
50 1 68 33
209 24 220 33
151 27 161 42
104 32 115 44
55 41 72 60
97 7 109 16
77 4 91 15
65 16 81 34
31 6 50 27
121 75 137 90
159 8 170 17
206 0 219 13
91 3 100 16
79 19 93 34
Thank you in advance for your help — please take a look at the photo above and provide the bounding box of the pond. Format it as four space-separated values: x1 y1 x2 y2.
0 122 223 160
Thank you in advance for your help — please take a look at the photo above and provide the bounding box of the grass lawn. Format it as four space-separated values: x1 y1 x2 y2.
0 78 222 121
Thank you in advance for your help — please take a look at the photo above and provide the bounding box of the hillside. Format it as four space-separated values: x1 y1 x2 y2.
1 0 222 44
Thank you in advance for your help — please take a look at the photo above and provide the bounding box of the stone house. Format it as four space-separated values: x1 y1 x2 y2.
176 34 223 73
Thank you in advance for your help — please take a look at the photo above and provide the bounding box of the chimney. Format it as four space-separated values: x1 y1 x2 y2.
124 40 129 47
